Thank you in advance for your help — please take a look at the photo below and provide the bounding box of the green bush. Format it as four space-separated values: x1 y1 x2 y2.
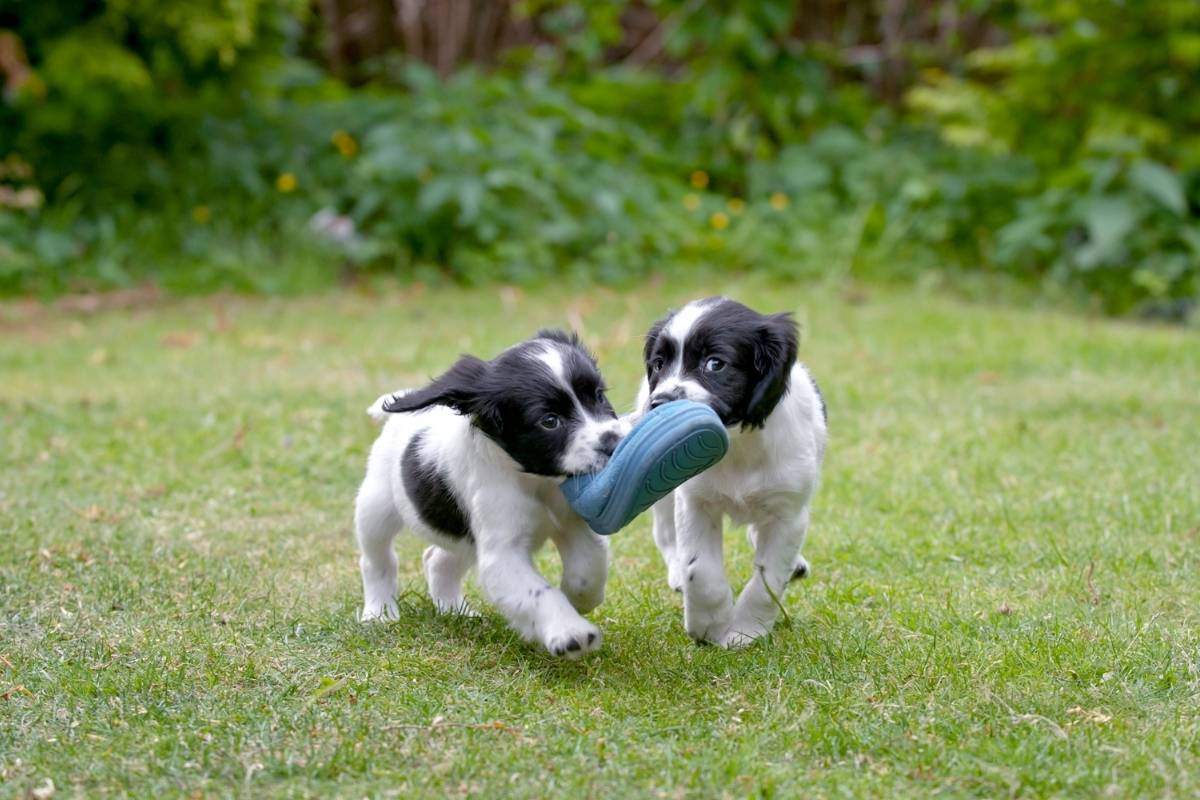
909 0 1200 312
1 0 1198 317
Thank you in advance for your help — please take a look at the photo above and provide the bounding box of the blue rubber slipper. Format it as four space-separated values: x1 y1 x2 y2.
561 400 729 535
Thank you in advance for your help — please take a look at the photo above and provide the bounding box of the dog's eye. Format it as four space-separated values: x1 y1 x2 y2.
705 357 726 373
539 413 561 430
595 387 607 404
651 357 664 373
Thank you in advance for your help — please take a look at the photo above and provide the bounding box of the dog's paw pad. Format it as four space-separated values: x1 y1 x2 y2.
543 620 602 659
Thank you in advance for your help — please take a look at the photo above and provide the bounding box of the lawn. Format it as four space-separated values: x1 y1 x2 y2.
2 276 1198 798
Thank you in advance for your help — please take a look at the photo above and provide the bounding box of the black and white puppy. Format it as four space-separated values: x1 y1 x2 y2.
355 330 624 658
637 297 827 648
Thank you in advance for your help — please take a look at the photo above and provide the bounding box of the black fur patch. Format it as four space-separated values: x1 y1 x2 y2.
402 431 471 539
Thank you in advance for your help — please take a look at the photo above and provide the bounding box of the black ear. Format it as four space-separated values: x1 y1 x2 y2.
381 356 499 429
743 312 799 429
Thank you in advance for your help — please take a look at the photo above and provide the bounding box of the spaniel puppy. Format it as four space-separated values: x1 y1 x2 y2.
638 297 827 648
355 330 624 658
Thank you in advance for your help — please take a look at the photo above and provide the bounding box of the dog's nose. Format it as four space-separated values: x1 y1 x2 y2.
648 390 684 410
597 430 620 458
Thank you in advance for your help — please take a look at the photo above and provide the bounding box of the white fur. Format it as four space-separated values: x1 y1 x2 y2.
638 314 826 649
355 400 610 659
561 416 624 476
536 346 567 382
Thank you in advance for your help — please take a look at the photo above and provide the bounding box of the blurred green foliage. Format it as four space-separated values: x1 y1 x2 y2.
0 0 1197 315
910 0 1200 314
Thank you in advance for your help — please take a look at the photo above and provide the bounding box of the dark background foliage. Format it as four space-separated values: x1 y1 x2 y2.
1 0 1197 315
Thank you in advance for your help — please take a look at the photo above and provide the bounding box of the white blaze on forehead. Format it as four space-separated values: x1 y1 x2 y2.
664 298 720 348
660 298 720 374
537 343 595 422
536 345 567 384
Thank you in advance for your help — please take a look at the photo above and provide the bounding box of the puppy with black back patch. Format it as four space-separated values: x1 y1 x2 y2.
355 330 624 658
637 297 827 648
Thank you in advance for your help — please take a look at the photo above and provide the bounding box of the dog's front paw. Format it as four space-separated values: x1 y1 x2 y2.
360 598 399 622
433 599 481 617
541 617 602 659
684 598 733 644
717 620 771 649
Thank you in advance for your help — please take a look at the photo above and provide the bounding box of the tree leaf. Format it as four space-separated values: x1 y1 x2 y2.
1076 196 1140 268
1129 160 1187 216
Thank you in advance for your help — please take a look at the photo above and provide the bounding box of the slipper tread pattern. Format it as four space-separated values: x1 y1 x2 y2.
561 401 728 535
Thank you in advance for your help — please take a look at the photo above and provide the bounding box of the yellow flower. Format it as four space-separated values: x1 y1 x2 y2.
709 211 729 231
769 191 789 210
332 130 358 158
727 198 746 215
690 170 709 189
192 205 211 224
276 173 297 193
683 193 701 211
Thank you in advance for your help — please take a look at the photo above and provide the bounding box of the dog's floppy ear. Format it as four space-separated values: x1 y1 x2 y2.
743 312 799 429
381 355 500 430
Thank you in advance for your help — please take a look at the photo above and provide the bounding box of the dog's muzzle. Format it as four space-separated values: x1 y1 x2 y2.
648 388 686 410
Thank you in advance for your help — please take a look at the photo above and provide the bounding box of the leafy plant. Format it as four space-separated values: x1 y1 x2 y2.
1 0 1197 317
909 0 1200 312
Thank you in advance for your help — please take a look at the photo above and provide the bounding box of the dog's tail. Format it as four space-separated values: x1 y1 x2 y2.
366 389 411 423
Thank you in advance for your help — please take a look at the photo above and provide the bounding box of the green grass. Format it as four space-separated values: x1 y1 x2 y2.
2 276 1198 798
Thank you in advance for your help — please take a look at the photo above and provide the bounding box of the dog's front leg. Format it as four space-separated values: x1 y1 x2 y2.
723 506 810 648
476 528 601 659
552 522 609 614
675 494 733 644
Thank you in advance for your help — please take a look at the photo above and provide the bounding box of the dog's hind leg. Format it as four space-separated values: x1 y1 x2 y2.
355 471 403 622
651 494 685 592
423 545 477 615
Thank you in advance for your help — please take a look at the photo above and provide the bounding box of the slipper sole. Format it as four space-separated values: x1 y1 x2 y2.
561 400 728 535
